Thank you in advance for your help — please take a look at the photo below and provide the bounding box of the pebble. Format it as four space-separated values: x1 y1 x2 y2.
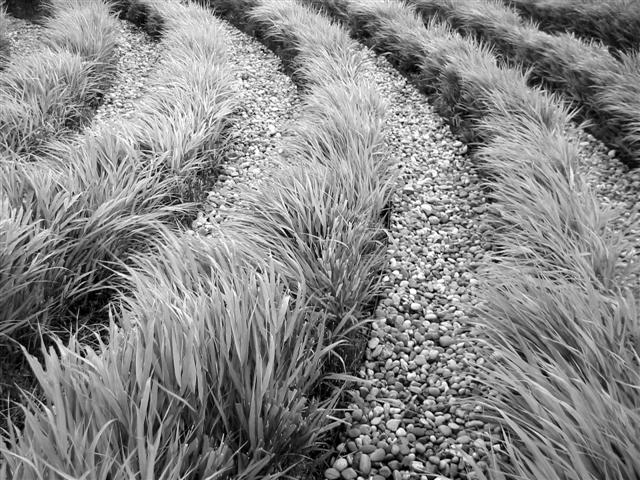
334 458 348 472
386 419 402 432
325 468 341 480
341 467 357 480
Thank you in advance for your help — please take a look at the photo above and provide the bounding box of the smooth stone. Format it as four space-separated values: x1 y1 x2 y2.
386 419 402 431
427 387 441 396
325 468 341 479
341 467 357 480
414 354 427 366
370 448 386 462
439 335 454 347
361 444 376 454
334 458 348 471
359 454 372 475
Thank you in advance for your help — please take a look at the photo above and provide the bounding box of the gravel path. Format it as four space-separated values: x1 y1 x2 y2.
318 51 490 480
3 16 46 58
190 21 300 235
3 5 637 479
87 21 162 125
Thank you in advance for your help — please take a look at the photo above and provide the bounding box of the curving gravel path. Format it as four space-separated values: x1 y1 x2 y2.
318 50 490 480
190 21 300 235
3 3 637 478
88 21 162 125
3 15 46 58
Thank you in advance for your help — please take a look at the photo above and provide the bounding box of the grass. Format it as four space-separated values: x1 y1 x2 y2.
470 110 640 480
1 0 46 20
0 6 9 67
108 0 166 39
505 0 640 54
1 240 338 479
0 0 237 343
1 0 395 477
303 0 640 478
0 0 119 159
406 0 640 168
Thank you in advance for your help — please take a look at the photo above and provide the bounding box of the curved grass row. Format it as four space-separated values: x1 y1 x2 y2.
505 0 640 54
0 0 238 345
406 0 640 168
1 0 395 478
0 7 9 68
108 0 166 39
0 0 121 159
301 0 640 479
1 0 45 20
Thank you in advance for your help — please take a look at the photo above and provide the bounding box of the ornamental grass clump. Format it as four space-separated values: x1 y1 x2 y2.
0 0 118 159
0 148 185 342
407 0 640 167
108 0 165 39
0 7 9 67
505 0 640 53
470 108 640 480
122 1 237 188
224 0 393 341
1 239 339 479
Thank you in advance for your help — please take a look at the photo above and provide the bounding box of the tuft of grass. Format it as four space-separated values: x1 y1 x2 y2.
121 1 238 194
407 0 640 167
0 6 9 68
108 0 166 39
2 0 46 20
468 115 640 480
43 1 119 84
0 0 119 158
0 148 188 343
505 0 640 54
0 238 346 479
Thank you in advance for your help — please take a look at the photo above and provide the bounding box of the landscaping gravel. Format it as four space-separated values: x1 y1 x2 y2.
320 51 493 480
83 21 162 127
5 4 637 479
189 20 300 235
3 15 46 58
192 17 640 480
